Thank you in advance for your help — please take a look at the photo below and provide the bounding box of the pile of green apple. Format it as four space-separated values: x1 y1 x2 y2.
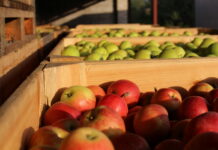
61 37 218 60
74 29 207 38
27 79 218 150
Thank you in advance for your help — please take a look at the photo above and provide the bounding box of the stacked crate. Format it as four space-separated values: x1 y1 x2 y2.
0 0 35 56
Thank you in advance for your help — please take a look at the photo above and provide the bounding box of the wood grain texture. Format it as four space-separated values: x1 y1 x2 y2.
0 66 44 150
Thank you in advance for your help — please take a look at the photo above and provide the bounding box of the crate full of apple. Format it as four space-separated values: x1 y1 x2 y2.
72 29 204 38
28 79 218 150
60 37 218 61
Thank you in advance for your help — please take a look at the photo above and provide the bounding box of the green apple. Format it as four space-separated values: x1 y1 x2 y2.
112 50 128 58
146 46 162 57
61 46 80 57
76 40 87 47
98 40 110 47
114 32 124 37
84 42 96 50
208 42 218 56
160 42 175 50
92 47 108 56
173 47 186 58
144 40 160 48
159 49 179 59
108 53 124 60
104 43 119 54
128 32 140 37
160 32 169 36
199 38 215 49
85 53 102 61
169 33 179 36
75 34 84 38
120 41 133 50
101 34 108 38
140 31 149 37
79 48 91 57
126 49 135 57
192 37 203 47
135 50 151 59
186 42 198 51
90 34 100 38
207 54 217 57
185 52 200 58
183 31 193 36
149 31 160 36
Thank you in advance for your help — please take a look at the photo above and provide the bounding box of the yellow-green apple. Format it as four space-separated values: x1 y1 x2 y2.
59 127 115 150
87 85 106 103
170 119 191 140
28 126 69 149
209 89 218 104
44 102 81 125
138 92 154 106
111 132 151 150
119 41 133 50
154 139 184 150
184 132 218 150
60 86 96 112
133 104 170 145
61 45 80 57
80 106 126 138
151 88 182 114
29 146 57 150
125 106 142 132
184 112 218 142
177 96 208 120
51 118 80 132
107 79 140 107
189 82 214 100
97 94 128 117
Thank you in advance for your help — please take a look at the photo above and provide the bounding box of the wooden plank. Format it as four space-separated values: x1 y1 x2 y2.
0 7 34 18
0 66 45 150
0 17 5 56
44 57 218 102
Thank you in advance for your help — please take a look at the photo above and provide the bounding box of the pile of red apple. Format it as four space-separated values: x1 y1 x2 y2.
28 79 218 150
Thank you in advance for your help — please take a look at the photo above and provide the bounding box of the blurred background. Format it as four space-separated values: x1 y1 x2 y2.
35 0 218 29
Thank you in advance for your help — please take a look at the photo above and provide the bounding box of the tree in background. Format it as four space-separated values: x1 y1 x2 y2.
129 0 195 27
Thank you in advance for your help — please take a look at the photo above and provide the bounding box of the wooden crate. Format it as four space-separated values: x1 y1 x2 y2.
48 36 218 62
1 58 218 150
0 30 65 105
0 0 35 56
68 27 218 38
75 24 159 30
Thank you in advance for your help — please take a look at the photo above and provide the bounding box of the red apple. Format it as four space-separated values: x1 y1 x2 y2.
60 85 96 112
125 106 142 132
111 132 151 150
59 127 115 150
28 126 69 149
51 118 80 132
107 79 140 107
170 119 191 140
154 139 184 150
138 92 154 106
87 85 106 102
184 132 218 150
97 94 128 117
209 88 218 104
44 102 81 125
189 82 214 100
177 96 208 120
184 111 218 142
80 106 126 137
213 98 218 112
151 88 182 113
29 146 57 150
133 104 170 145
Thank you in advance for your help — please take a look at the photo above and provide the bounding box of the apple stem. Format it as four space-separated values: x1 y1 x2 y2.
86 134 97 140
121 92 130 98
154 87 158 92
66 93 73 98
